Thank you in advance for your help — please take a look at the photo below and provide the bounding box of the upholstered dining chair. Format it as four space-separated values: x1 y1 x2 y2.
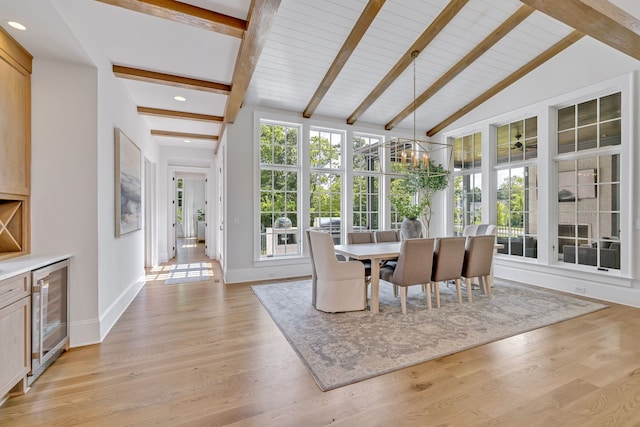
306 230 367 313
347 231 374 281
461 235 496 302
462 223 497 237
429 236 466 308
374 230 401 243
380 238 435 315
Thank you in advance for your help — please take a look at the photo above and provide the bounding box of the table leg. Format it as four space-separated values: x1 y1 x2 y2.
369 257 380 314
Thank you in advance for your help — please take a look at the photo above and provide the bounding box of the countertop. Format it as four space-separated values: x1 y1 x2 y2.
0 254 73 281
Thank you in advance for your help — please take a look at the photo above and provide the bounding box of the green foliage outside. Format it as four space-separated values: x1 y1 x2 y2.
389 160 449 236
497 175 525 229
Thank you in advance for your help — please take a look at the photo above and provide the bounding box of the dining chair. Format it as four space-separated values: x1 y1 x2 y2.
461 235 496 302
347 231 374 283
374 230 401 243
380 238 435 315
306 230 367 313
429 237 467 307
463 223 497 237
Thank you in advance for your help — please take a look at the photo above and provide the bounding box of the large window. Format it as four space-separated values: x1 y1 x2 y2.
259 121 300 258
352 133 382 231
452 132 482 235
556 93 621 270
496 118 538 258
310 128 344 244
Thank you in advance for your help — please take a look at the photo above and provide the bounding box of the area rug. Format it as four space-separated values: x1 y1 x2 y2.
252 280 607 391
163 262 213 285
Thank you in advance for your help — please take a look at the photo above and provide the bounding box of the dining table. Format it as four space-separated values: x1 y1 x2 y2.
334 239 504 313
334 241 401 314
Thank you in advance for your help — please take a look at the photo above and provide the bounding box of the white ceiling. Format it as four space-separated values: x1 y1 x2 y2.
0 0 639 150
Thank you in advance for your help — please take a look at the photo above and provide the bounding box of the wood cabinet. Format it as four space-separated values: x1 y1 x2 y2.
0 272 31 404
0 27 32 261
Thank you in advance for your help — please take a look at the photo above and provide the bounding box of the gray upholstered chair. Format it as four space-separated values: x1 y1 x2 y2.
374 230 401 243
306 230 367 313
347 231 374 279
461 235 496 302
380 238 435 315
429 236 466 308
463 224 497 237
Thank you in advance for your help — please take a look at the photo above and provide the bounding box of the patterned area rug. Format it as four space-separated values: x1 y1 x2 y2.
252 280 607 391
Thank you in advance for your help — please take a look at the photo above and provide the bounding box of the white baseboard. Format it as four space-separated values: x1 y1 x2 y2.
98 271 146 341
69 318 101 348
225 264 311 284
495 261 640 308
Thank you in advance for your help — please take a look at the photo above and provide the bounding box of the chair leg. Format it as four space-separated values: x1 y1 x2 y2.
400 287 408 315
481 275 492 298
455 278 462 304
426 282 432 310
465 278 473 302
434 281 441 308
393 284 398 298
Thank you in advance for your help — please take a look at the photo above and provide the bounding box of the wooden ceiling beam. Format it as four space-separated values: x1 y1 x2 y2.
521 0 640 60
95 0 247 38
427 30 584 137
385 5 534 131
137 106 223 122
223 0 281 125
113 65 231 95
150 130 218 140
347 0 468 125
303 0 386 119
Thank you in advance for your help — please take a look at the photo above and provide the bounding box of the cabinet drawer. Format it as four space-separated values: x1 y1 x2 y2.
0 273 30 310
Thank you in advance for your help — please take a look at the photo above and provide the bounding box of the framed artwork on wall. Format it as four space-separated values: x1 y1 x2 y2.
115 128 142 237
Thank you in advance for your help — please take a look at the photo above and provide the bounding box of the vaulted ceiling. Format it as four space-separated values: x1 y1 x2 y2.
1 0 639 153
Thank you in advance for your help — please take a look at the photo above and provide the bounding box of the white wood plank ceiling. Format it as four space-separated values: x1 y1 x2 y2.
2 0 640 150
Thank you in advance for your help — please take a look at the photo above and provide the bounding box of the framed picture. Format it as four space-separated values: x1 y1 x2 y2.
115 128 142 237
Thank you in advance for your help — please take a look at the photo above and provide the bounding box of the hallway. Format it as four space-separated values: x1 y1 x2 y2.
145 237 214 285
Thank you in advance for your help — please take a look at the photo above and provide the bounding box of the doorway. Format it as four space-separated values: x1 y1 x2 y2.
174 173 207 259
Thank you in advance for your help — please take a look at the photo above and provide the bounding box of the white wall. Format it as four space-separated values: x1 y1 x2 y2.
31 58 100 347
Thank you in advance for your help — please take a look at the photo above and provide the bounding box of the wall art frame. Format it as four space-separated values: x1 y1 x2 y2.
115 128 142 237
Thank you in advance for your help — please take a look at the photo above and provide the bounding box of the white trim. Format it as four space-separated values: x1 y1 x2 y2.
69 319 101 348
224 263 311 284
99 271 146 342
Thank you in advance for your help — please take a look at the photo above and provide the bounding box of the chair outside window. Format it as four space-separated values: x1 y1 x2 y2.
380 238 435 314
461 235 496 302
306 230 367 313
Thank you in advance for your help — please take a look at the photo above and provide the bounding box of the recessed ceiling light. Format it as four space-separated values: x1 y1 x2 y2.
174 95 186 102
184 139 191 143
8 21 26 31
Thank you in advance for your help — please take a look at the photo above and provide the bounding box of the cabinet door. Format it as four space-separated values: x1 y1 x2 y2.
0 296 30 399
0 28 31 196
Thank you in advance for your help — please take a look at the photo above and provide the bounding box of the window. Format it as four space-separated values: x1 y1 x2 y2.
259 121 300 258
310 128 344 244
496 118 538 258
452 132 482 235
556 92 621 270
352 133 382 231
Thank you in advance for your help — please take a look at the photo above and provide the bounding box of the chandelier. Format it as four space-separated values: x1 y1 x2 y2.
386 50 452 177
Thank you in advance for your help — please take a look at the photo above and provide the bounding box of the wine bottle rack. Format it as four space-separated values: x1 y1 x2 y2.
0 197 28 260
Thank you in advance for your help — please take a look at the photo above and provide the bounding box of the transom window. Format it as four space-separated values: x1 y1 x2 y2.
310 128 344 244
496 118 538 259
452 132 482 235
259 121 300 258
556 92 621 270
352 133 382 231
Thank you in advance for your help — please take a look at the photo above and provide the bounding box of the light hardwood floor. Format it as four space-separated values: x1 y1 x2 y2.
2 247 640 426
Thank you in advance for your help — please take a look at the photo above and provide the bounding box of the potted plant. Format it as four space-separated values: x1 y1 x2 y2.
390 159 449 238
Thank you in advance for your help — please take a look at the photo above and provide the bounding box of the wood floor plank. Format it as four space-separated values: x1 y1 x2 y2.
2 242 640 426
